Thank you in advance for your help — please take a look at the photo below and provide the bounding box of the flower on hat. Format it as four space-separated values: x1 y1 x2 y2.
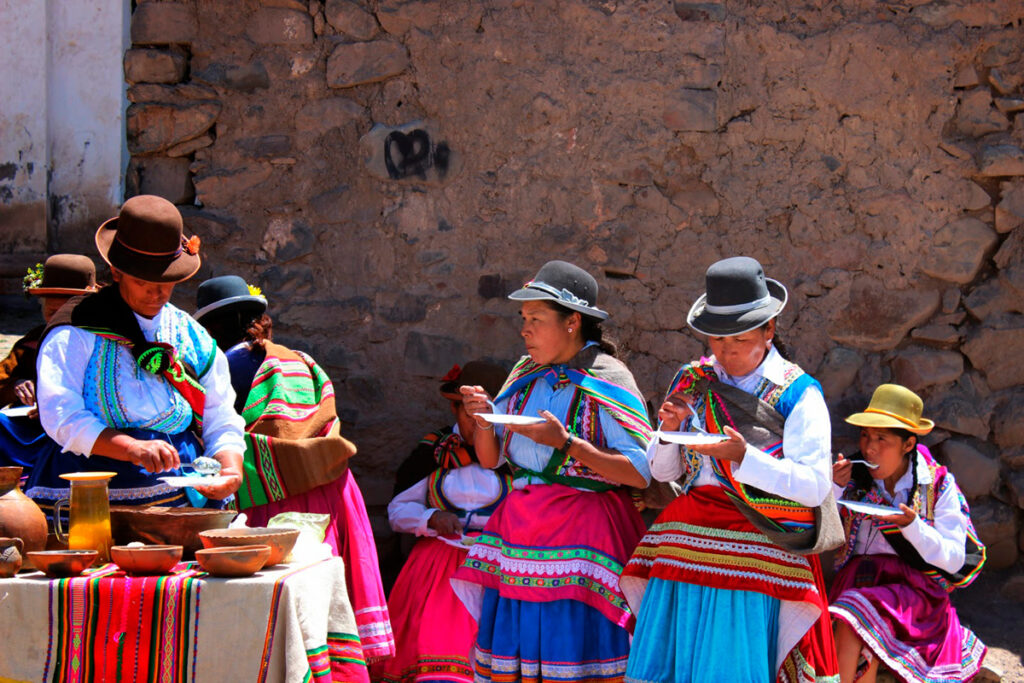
182 235 201 255
441 364 462 382
247 284 263 297
22 263 44 294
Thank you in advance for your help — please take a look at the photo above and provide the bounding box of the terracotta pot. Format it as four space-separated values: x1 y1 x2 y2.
0 537 23 577
0 467 48 558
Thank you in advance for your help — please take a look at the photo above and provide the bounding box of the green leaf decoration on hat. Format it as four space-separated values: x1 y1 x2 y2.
22 263 44 294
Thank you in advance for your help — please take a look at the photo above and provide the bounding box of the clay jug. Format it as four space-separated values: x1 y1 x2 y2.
0 467 47 555
0 537 23 577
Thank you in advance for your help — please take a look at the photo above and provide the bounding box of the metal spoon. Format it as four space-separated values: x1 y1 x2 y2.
683 402 709 434
181 456 222 476
846 458 879 470
486 398 502 415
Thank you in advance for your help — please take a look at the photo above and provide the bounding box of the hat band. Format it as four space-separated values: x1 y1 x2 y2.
523 280 591 308
704 293 772 315
863 407 921 429
115 233 183 258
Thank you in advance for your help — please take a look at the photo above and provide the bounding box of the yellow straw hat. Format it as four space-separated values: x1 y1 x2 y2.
845 384 934 435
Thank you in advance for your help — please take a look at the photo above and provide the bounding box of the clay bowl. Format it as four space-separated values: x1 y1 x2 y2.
194 544 271 578
110 544 183 576
198 527 299 566
110 506 236 558
26 549 98 578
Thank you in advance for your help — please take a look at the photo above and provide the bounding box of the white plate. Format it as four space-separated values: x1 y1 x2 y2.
477 413 546 425
837 500 902 516
1 405 35 418
160 475 234 488
655 431 730 446
438 534 478 549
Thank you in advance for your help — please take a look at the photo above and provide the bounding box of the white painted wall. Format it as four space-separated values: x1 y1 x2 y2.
0 0 128 253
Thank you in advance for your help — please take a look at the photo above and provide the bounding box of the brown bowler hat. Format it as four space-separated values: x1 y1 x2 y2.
27 254 98 296
439 360 508 400
95 195 201 283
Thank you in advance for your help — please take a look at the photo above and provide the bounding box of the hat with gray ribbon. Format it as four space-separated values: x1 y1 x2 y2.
687 256 787 336
508 260 608 320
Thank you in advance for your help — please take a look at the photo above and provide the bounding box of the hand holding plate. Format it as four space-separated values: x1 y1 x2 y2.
691 425 746 462
507 410 568 448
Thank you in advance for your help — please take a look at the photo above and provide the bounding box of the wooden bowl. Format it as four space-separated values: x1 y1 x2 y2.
198 527 299 566
110 506 236 557
26 549 98 578
194 545 271 577
110 544 182 576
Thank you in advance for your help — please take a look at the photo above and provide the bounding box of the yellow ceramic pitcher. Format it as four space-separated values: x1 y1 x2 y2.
53 472 116 562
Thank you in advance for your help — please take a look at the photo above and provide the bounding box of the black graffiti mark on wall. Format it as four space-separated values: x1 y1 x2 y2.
384 130 450 180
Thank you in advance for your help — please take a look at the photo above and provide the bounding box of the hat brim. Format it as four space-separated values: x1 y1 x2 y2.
687 278 787 337
507 287 609 320
845 412 934 435
96 217 201 284
194 295 268 322
27 287 97 297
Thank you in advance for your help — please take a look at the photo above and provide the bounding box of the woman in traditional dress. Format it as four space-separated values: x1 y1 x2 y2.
452 260 652 683
31 196 245 520
194 275 394 668
830 384 987 683
377 360 512 683
621 256 839 683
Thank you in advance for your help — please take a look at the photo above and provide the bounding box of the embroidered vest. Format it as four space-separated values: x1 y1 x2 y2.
425 468 513 517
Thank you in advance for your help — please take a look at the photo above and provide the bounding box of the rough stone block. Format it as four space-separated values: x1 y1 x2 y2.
891 349 963 391
166 134 214 158
953 89 1010 137
995 97 1024 114
130 3 198 45
295 97 366 132
1007 470 1024 509
993 392 1024 449
909 324 960 348
193 164 273 207
964 276 1023 319
124 48 188 84
970 499 1020 570
262 218 314 262
194 63 270 92
996 180 1024 233
325 0 379 40
246 8 314 45
403 331 469 377
963 316 1024 391
375 0 439 35
920 217 998 285
978 144 1024 177
360 121 457 184
938 438 1000 500
815 347 864 400
327 40 409 88
236 135 292 159
673 2 726 21
828 281 939 351
663 89 717 132
126 101 221 155
128 156 194 205
930 389 991 440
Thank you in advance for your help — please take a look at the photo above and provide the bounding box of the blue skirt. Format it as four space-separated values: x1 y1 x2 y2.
625 577 780 683
474 588 631 682
24 428 213 526
0 413 60 474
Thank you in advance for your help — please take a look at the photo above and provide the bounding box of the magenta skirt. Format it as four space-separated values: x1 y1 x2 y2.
829 554 986 682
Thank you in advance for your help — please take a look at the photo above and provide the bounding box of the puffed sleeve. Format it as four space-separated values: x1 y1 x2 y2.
36 326 107 456
898 474 968 574
197 348 246 456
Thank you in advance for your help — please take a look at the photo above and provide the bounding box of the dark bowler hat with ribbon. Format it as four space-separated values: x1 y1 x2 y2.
508 260 609 320
194 275 268 324
687 256 788 337
95 195 201 283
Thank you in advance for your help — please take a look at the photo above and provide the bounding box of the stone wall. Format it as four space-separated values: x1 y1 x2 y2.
124 0 1024 572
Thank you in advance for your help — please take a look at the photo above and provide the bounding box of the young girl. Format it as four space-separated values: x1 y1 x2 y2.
831 384 987 683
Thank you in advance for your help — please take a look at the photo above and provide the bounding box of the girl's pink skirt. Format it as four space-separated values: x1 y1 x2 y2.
247 470 396 663
829 554 986 682
373 537 477 682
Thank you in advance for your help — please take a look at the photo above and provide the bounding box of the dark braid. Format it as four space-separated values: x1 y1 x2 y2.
546 302 618 357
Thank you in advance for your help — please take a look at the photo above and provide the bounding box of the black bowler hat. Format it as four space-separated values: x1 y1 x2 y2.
687 256 788 336
194 275 267 323
508 260 608 320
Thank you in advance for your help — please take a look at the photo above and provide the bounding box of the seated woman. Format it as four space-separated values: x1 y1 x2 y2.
0 255 97 473
377 360 512 683
831 384 987 683
194 275 394 667
30 196 244 521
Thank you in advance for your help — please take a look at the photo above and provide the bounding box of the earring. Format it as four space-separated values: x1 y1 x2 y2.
568 328 574 333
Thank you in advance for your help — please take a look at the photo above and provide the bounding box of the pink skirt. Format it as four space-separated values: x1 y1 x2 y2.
247 470 396 663
372 537 477 683
829 554 986 682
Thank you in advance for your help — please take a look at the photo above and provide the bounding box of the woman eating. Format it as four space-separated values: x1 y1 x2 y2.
453 260 652 683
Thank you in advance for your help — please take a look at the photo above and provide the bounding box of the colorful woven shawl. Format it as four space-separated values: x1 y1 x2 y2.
236 342 356 510
493 345 652 490
835 445 986 592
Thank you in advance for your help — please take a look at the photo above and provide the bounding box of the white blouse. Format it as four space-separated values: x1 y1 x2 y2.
648 346 831 508
36 305 245 458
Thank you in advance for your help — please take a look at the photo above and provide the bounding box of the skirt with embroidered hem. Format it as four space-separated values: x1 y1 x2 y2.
474 587 631 683
371 536 476 683
625 576 779 683
829 554 986 683
451 483 645 631
621 485 838 683
246 469 394 664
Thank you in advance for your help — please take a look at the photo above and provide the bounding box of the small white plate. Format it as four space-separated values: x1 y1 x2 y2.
1 405 35 418
160 475 233 488
837 500 901 516
477 413 546 425
438 534 478 549
655 431 730 446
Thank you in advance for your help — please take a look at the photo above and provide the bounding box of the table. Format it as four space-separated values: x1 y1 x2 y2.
0 557 371 683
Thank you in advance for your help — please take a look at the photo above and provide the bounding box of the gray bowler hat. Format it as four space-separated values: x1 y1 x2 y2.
508 260 609 320
687 256 787 336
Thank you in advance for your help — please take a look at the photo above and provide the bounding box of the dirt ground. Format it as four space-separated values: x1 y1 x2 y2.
2 309 1021 681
